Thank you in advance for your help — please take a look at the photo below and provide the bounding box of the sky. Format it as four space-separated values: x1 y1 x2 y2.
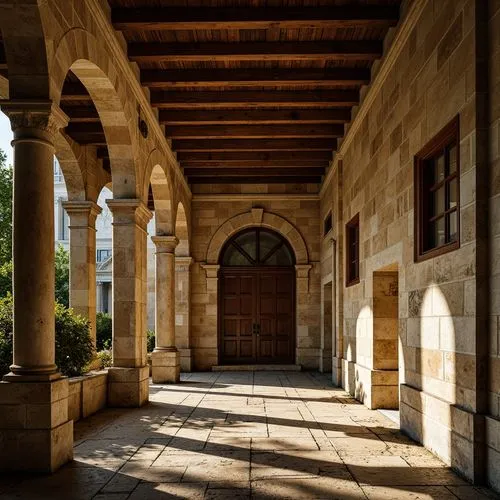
0 111 13 166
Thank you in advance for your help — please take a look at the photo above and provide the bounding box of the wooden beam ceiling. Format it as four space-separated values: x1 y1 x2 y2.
112 6 400 31
176 151 332 162
184 167 326 177
171 139 337 152
129 41 383 63
159 109 351 125
150 90 360 109
141 68 371 89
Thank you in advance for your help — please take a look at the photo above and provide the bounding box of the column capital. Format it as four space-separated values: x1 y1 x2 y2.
62 200 102 224
152 235 179 253
201 263 220 279
0 99 68 138
175 256 193 272
106 199 152 229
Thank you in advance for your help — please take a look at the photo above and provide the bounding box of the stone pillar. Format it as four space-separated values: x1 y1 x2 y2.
62 201 101 348
175 256 193 372
151 236 180 383
0 100 73 472
106 199 152 407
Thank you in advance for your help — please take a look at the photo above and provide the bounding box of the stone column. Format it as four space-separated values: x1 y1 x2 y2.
62 201 101 348
175 256 193 372
106 199 152 406
151 236 180 383
0 100 73 472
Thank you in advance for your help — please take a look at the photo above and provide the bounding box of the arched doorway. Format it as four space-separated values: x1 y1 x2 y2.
219 228 296 365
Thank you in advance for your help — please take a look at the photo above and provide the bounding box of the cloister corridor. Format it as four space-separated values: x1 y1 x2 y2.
0 371 496 500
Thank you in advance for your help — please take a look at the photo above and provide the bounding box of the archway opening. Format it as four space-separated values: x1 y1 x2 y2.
218 228 296 366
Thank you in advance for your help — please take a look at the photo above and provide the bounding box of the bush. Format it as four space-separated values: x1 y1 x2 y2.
0 296 94 378
96 312 112 351
0 261 12 297
97 349 112 369
55 245 69 308
147 329 155 353
55 303 94 377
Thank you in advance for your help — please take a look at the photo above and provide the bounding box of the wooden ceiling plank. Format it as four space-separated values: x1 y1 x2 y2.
172 138 336 151
188 175 323 184
151 90 359 108
160 108 351 125
63 107 100 123
181 160 327 168
167 124 344 139
142 68 370 88
129 40 382 63
112 6 400 31
184 167 325 176
177 151 332 161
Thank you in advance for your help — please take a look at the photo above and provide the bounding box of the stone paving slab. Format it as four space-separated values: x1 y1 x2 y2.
0 371 499 499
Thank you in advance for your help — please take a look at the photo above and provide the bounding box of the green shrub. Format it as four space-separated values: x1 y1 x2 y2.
55 245 69 308
0 261 12 297
96 312 112 350
0 296 93 378
55 303 94 377
147 329 156 353
97 349 112 369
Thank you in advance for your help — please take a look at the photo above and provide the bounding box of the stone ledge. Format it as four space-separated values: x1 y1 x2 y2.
68 371 108 422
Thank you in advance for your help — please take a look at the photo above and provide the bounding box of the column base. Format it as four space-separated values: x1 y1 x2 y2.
107 366 149 407
0 378 73 472
151 350 180 383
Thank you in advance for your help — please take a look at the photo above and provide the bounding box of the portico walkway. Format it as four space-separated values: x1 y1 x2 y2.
0 372 497 500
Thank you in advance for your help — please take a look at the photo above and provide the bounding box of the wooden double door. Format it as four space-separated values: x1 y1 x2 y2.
219 268 295 365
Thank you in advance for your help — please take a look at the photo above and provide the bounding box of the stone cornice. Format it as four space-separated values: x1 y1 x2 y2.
320 0 428 198
175 256 193 272
152 235 179 253
201 264 220 279
0 100 68 137
62 200 102 217
86 0 192 201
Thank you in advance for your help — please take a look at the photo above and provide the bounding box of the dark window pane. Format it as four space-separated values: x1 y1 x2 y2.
263 245 294 266
436 153 445 183
222 244 253 266
234 231 257 261
434 186 445 215
259 230 282 261
449 145 457 174
449 178 458 209
448 211 458 242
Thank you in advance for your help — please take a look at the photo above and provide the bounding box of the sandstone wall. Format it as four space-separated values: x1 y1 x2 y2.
320 0 493 484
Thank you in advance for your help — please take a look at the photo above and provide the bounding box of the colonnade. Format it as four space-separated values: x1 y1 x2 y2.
0 99 191 471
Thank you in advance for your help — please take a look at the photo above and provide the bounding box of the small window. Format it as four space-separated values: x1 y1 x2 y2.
324 212 333 236
97 249 112 262
346 214 360 287
415 117 460 262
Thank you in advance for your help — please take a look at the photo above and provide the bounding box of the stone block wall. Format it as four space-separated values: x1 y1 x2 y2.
190 195 321 370
319 0 495 485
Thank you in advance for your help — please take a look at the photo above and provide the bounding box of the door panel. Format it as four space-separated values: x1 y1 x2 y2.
220 269 294 365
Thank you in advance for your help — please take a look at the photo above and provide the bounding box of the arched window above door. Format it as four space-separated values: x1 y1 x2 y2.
220 228 295 267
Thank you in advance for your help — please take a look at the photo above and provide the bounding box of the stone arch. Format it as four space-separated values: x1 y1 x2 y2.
50 28 138 199
174 202 190 257
206 209 309 265
53 131 87 202
144 149 174 235
0 4 49 98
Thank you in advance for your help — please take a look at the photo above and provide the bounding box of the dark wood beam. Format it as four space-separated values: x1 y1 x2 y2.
63 107 100 123
181 160 327 168
177 151 332 162
129 41 382 63
0 42 6 70
113 6 400 31
142 68 370 88
96 146 109 159
184 167 325 176
151 90 359 109
167 124 343 139
66 123 104 135
172 138 336 151
60 83 92 102
188 175 323 184
160 109 351 125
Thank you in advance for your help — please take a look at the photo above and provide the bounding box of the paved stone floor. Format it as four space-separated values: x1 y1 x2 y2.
1 371 499 499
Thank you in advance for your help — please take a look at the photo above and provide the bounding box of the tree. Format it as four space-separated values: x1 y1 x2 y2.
55 244 70 308
0 150 12 265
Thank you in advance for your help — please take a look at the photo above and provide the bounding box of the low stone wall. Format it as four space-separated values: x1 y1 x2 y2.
68 371 108 423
